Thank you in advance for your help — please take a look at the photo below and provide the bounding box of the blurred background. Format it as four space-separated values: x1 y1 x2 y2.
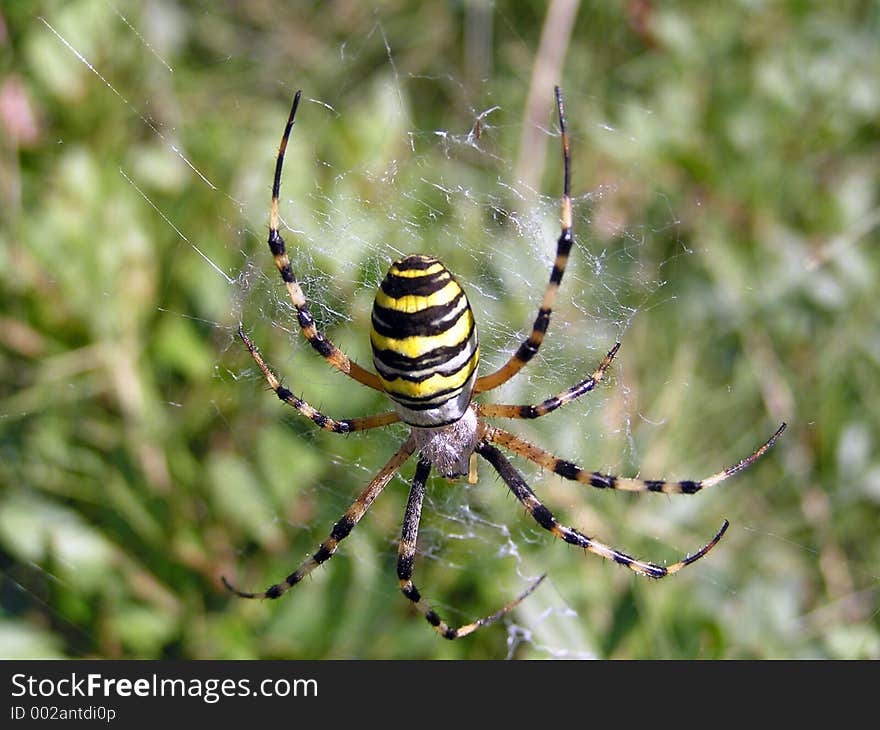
1 0 878 659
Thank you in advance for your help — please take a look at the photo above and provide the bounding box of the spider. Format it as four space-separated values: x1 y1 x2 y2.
223 86 786 639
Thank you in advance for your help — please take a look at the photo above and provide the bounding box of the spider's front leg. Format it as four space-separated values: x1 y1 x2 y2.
485 422 786 495
223 437 415 600
397 456 545 639
476 442 729 578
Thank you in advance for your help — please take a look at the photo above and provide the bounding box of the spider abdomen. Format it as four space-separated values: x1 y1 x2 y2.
371 254 479 427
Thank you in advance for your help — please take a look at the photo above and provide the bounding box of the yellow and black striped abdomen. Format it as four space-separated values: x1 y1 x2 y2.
371 255 479 427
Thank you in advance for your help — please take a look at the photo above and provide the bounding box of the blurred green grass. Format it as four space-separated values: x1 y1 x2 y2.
1 0 878 659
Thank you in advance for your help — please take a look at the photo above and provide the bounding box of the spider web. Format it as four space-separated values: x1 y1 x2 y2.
217 63 693 658
5 3 743 661
223 86 678 657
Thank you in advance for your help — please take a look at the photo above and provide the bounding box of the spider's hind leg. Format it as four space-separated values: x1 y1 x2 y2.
238 325 399 433
265 90 383 392
475 86 574 394
478 342 620 420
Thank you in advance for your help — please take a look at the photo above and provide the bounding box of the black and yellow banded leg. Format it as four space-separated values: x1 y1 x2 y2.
475 86 573 395
267 90 383 392
239 326 399 433
223 436 416 600
476 443 727 579
478 343 620 420
398 457 546 639
485 422 786 494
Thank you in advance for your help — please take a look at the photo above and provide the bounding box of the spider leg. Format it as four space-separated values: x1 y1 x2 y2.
239 325 399 433
476 443 727 578
267 90 383 392
475 86 573 394
478 342 620 419
485 422 786 494
223 436 416 600
397 456 546 639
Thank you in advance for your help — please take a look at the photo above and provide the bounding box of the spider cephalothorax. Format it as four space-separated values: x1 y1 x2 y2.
223 87 785 640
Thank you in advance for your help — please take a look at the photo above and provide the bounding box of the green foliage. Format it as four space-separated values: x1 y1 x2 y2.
2 0 878 659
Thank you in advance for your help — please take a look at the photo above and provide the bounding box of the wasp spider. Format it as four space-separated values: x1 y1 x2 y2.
223 87 786 639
